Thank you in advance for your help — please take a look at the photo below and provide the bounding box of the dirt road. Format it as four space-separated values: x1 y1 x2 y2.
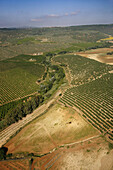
0 90 61 147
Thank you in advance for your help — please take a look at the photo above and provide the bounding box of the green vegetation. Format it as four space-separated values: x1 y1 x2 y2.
0 60 45 105
17 37 35 45
107 51 113 55
109 143 113 150
0 24 113 60
65 42 111 52
0 55 65 130
55 51 113 142
59 73 113 141
38 65 65 95
0 96 34 121
0 24 113 142
54 54 113 85
0 147 8 160
0 95 44 130
86 149 90 152
0 94 45 130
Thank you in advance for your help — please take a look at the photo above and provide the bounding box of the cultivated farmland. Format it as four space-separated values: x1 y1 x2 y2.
59 73 113 141
54 54 113 142
0 24 113 60
77 48 113 65
54 54 113 85
0 25 113 167
0 55 45 105
0 158 29 170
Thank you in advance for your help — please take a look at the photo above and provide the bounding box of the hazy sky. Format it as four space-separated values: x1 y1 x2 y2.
0 0 113 27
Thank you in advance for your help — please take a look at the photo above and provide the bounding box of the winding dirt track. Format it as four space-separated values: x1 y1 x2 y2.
0 90 61 147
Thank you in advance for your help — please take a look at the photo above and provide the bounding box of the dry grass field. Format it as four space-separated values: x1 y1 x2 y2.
5 103 98 155
31 137 113 170
77 48 113 65
55 137 113 170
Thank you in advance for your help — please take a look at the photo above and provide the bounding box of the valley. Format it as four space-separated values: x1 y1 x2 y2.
0 24 113 169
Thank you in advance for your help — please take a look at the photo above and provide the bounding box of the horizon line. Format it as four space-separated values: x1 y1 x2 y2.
0 23 113 29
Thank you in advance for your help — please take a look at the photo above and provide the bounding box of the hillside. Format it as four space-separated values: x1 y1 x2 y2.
0 24 113 60
0 24 113 169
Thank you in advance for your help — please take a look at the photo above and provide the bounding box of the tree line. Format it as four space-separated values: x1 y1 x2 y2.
0 64 65 130
0 95 44 130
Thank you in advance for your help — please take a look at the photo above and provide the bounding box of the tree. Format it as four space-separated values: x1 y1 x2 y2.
23 101 33 115
31 97 37 110
0 147 8 160
5 109 16 125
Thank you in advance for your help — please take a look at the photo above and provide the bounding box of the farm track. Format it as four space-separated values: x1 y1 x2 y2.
30 135 100 170
0 134 100 170
0 90 61 147
9 123 57 153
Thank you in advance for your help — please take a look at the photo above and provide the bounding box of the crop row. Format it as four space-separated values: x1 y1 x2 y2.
59 74 113 141
54 54 113 85
0 67 43 105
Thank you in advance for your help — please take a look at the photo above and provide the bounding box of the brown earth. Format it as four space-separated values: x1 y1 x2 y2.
0 159 29 170
0 89 61 148
5 103 98 155
31 137 113 170
76 48 113 65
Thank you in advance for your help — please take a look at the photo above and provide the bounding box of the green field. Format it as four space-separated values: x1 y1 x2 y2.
59 73 113 140
54 54 113 85
0 55 45 105
0 24 113 60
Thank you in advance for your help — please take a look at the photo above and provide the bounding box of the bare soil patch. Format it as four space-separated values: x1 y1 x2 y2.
30 137 113 170
55 137 112 170
5 103 98 155
0 89 61 147
77 48 113 65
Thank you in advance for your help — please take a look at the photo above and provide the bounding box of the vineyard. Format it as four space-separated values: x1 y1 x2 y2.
59 73 113 141
54 54 113 85
54 53 113 142
0 57 45 105
0 158 29 170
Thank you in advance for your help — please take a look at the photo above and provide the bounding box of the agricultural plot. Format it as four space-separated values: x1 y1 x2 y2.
76 48 113 65
0 158 29 170
54 54 113 85
0 57 45 105
59 73 113 141
5 104 98 155
0 24 112 60
100 36 113 41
